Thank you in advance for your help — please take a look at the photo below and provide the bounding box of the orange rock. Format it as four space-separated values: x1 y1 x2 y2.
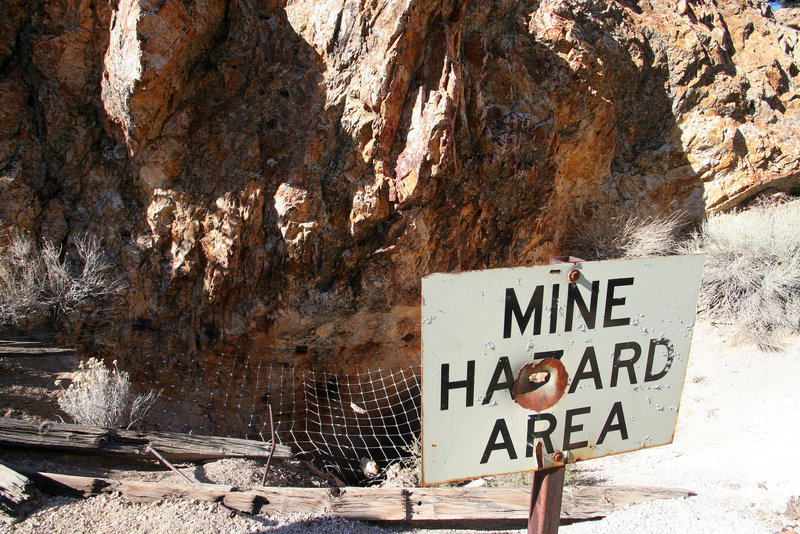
1 0 799 426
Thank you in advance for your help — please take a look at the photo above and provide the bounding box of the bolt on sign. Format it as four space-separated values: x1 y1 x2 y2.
421 255 706 486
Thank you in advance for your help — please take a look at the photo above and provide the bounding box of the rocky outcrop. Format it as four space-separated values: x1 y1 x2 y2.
1 0 799 388
774 7 800 30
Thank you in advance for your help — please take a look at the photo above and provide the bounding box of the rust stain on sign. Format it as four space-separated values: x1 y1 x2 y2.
513 358 568 412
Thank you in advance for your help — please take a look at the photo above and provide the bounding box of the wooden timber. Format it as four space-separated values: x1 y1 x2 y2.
0 418 291 461
0 340 74 357
0 465 41 522
19 469 694 521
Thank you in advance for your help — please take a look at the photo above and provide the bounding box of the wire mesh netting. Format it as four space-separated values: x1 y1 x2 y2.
131 333 421 484
0 322 422 484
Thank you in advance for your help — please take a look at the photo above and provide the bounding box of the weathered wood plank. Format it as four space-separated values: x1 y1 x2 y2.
20 469 693 521
0 418 291 461
17 470 267 513
0 340 75 356
0 465 41 523
559 484 695 518
243 485 694 521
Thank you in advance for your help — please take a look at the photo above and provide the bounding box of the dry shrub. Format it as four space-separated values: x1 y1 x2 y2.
58 358 159 428
0 233 43 326
380 437 421 487
786 495 800 522
566 211 687 260
0 232 120 327
684 198 800 350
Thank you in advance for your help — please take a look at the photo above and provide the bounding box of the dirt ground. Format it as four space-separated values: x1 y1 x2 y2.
0 345 74 421
2 319 800 533
560 319 800 534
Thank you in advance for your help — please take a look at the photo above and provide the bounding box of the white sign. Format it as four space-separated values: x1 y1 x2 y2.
421 255 705 486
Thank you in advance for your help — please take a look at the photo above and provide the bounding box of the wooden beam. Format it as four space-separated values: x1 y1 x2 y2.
0 465 41 523
256 486 532 520
19 469 268 513
0 340 75 357
20 469 693 521
0 418 291 461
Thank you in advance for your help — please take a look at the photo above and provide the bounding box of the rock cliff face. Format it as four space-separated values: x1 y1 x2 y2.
2 1 799 373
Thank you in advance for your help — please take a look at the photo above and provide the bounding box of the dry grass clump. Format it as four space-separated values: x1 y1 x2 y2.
0 234 43 325
0 232 120 327
566 198 800 349
684 198 800 350
380 437 421 487
566 211 687 260
57 358 159 428
785 495 800 523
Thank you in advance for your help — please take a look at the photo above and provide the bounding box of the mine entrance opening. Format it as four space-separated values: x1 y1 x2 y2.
133 337 423 486
296 374 422 485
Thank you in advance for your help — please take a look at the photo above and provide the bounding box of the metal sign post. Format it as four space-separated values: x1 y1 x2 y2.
420 254 705 531
525 257 579 534
529 463 564 533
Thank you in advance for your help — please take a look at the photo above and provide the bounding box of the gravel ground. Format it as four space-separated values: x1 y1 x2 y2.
2 319 799 533
1 494 394 534
560 495 778 534
560 318 800 534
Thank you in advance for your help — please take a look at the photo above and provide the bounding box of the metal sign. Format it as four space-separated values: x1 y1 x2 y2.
421 255 705 486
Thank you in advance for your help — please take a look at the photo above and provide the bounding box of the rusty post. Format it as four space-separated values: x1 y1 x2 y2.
528 464 565 534
146 445 195 484
261 404 276 486
524 255 585 534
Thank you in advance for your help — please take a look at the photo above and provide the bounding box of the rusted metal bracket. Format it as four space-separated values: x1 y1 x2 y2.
548 256 585 265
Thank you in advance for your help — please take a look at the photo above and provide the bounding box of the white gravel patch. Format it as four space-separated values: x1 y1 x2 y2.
561 495 777 534
563 319 800 533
